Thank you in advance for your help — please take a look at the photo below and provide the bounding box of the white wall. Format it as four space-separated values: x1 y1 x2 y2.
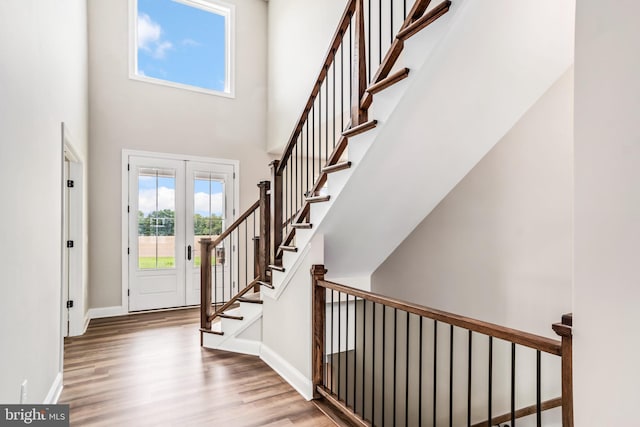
372 67 574 338
0 0 89 402
574 1 640 424
266 0 347 153
87 0 272 309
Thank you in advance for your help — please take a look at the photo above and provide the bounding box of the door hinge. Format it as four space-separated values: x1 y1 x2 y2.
233 172 236 179
128 289 130 296
66 240 74 248
66 300 74 309
66 180 74 188
128 163 130 171
127 247 130 255
127 205 130 213
233 208 236 215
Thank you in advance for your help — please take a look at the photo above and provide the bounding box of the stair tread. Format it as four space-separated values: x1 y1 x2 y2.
238 297 263 304
323 161 352 174
200 327 224 336
342 120 378 138
366 67 410 95
269 264 285 272
397 0 451 40
258 280 275 289
292 222 312 229
218 312 244 321
306 195 331 203
280 245 298 252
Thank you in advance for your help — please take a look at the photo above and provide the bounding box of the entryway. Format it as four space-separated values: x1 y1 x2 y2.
125 152 237 311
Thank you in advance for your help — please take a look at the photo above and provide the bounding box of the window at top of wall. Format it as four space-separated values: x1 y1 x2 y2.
131 0 234 97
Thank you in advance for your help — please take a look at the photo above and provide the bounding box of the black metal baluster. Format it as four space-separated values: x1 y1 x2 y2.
488 336 493 426
325 71 329 163
214 253 218 306
331 290 334 393
294 141 298 214
346 293 350 407
379 0 382 68
372 302 376 425
318 82 322 180
221 241 225 303
353 296 357 412
349 22 352 113
393 308 397 427
390 0 394 44
363 300 367 419
338 291 342 400
332 59 336 148
382 306 386 426
368 0 371 82
467 331 472 427
536 350 541 427
419 316 423 427
449 325 454 427
306 119 309 196
340 39 344 132
311 105 315 187
511 343 516 427
433 321 438 427
405 312 410 427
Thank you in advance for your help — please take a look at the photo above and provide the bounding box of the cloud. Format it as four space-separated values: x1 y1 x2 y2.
138 186 175 215
182 38 202 47
137 13 173 59
194 192 224 216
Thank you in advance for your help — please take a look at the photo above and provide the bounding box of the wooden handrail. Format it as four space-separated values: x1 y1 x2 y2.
316 279 562 355
470 397 562 427
207 277 261 323
276 0 357 175
202 199 260 252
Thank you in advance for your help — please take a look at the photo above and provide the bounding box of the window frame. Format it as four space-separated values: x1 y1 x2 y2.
128 0 236 98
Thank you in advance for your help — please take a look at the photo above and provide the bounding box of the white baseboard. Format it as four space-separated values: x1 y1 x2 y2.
219 338 262 356
260 344 313 401
88 305 126 319
82 313 90 334
44 372 63 404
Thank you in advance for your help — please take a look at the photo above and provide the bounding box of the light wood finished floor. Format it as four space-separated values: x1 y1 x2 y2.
59 308 333 427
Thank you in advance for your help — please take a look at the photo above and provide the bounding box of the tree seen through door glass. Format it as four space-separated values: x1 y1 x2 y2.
193 173 224 267
138 168 176 269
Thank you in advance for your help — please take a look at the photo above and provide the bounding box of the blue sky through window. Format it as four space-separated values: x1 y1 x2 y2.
136 0 227 92
138 174 223 217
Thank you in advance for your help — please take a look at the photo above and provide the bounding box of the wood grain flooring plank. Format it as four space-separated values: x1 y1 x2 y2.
59 308 333 426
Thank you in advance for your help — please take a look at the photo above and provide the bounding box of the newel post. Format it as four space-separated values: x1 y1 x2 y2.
200 238 213 331
311 264 328 399
258 181 271 282
552 314 574 427
270 160 283 265
351 0 368 125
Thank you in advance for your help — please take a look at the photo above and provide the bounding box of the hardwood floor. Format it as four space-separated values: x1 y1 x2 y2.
60 308 334 427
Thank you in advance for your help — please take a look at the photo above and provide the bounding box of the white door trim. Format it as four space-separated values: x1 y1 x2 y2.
121 149 239 313
62 123 87 337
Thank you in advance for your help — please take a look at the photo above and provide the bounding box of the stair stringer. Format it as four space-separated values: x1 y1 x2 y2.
320 0 575 278
267 0 463 297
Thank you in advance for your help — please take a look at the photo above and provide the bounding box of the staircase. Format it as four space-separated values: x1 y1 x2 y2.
200 0 574 424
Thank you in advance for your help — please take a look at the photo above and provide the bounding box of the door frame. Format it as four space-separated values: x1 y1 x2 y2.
61 123 87 337
121 149 239 313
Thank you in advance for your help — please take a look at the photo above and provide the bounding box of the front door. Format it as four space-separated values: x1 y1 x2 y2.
128 155 235 311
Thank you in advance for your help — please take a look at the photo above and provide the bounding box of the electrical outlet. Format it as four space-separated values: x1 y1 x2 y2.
20 380 27 403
